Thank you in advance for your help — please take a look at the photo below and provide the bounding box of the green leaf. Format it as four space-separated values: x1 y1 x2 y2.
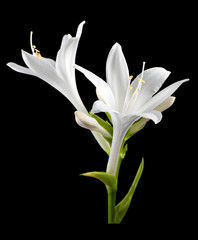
114 158 144 223
81 171 117 191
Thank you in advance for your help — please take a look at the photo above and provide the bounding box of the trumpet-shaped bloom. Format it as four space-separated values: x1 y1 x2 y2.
7 21 87 113
7 22 110 152
75 43 189 174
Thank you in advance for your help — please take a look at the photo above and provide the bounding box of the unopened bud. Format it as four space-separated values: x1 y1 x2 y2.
75 111 111 138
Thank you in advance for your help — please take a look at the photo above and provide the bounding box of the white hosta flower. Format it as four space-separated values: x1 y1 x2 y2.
7 21 87 113
75 43 189 174
7 21 110 152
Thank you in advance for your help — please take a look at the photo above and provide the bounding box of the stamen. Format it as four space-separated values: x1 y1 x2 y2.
30 31 42 58
129 86 133 90
129 75 133 80
138 78 146 84
33 45 42 58
30 31 34 54
137 61 146 84
140 61 146 80
130 62 146 98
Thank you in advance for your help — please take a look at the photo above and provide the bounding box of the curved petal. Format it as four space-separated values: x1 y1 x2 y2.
91 100 116 115
155 96 176 112
106 43 130 112
56 37 79 82
131 67 171 110
75 65 115 108
60 34 72 49
138 79 189 114
124 110 162 125
22 50 87 112
22 50 63 89
55 30 87 113
7 62 36 76
76 21 86 38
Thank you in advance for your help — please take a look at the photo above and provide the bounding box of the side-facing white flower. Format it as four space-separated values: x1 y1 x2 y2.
7 21 87 113
75 43 189 174
7 21 110 152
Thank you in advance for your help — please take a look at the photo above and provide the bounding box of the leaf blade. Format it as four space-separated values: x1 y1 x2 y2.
114 158 144 223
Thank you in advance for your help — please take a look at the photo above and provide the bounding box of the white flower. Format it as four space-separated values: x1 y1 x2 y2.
75 43 189 174
7 21 87 113
7 21 110 152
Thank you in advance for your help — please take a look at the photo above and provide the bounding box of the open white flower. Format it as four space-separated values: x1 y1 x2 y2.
75 43 189 174
7 21 110 152
7 21 87 113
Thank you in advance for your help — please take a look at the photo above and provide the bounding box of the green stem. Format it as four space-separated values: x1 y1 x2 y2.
106 186 117 224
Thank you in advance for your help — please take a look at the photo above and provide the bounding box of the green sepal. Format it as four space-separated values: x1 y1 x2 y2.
90 113 113 136
114 158 144 223
125 118 147 142
81 171 117 191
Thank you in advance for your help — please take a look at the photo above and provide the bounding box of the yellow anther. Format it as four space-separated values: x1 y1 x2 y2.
138 78 146 84
129 86 133 90
129 75 133 80
33 45 42 58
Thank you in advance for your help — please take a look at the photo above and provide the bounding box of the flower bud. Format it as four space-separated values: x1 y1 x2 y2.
75 111 111 138
155 96 176 112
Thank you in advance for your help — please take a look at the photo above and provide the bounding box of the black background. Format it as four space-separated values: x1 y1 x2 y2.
1 0 196 233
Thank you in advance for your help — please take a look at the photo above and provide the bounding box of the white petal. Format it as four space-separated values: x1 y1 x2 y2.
56 37 79 81
75 64 115 108
155 96 176 112
56 35 88 113
139 79 189 113
76 21 86 38
60 34 72 49
106 112 128 174
22 50 62 88
7 62 36 76
91 100 116 115
106 43 130 112
22 50 85 111
131 67 171 111
125 110 163 124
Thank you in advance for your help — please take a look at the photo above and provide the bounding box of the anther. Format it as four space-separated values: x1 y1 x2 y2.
33 45 42 58
138 78 146 84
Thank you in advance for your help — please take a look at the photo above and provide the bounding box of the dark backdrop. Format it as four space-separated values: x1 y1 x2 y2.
1 0 195 234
